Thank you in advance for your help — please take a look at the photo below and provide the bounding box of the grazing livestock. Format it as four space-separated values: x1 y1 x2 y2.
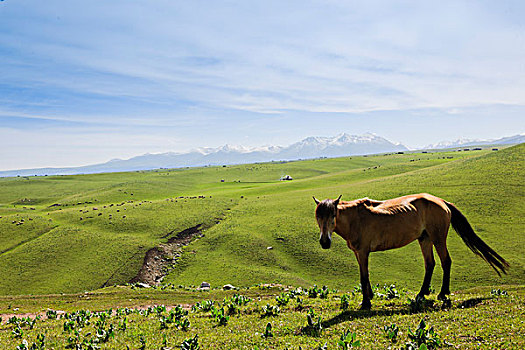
313 193 509 309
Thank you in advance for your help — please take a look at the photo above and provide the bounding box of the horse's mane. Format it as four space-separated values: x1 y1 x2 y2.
339 197 416 215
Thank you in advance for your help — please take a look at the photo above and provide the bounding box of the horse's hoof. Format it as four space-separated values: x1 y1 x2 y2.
437 293 449 301
359 302 371 310
441 299 452 309
415 294 426 303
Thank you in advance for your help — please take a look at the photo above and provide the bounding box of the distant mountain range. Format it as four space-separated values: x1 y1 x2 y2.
424 134 525 149
1 133 523 177
0 133 407 176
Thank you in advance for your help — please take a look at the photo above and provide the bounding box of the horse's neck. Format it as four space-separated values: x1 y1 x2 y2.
335 206 357 241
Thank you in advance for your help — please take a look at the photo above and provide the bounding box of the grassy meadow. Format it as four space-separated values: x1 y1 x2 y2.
0 144 523 348
0 145 523 295
0 284 523 349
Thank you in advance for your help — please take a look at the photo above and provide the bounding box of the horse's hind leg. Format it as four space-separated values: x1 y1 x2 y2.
417 232 435 299
434 240 452 300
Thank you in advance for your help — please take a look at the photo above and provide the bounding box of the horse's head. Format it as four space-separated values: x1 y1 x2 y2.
313 195 342 249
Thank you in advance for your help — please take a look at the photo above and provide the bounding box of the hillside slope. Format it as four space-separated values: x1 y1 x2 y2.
165 144 524 292
0 145 522 295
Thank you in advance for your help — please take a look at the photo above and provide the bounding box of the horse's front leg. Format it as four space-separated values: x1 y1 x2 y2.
354 250 372 310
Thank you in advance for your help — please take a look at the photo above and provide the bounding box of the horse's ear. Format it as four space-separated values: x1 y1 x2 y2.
313 196 320 205
334 194 342 206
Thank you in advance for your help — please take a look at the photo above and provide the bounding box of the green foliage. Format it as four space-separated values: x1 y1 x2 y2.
181 334 199 350
222 293 251 315
139 335 146 350
12 325 23 338
409 296 435 313
159 305 190 330
262 322 273 338
340 294 350 310
276 293 290 306
491 288 509 297
17 334 46 350
338 329 360 348
261 304 280 318
307 285 329 299
46 309 58 319
210 306 229 326
224 302 239 316
404 319 441 349
192 299 215 312
383 323 399 343
0 284 523 348
302 309 323 337
226 293 252 306
1 146 523 296
375 284 400 300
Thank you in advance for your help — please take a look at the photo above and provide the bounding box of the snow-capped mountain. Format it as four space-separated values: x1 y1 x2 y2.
0 133 404 176
425 134 525 149
280 133 406 159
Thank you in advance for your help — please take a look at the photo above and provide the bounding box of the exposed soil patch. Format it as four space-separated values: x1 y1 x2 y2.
130 224 204 286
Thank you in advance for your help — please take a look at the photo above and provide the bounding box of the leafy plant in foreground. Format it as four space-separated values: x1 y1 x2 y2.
320 285 330 299
192 299 215 312
262 322 273 338
276 292 290 306
338 329 361 348
118 317 127 331
308 285 329 298
16 340 29 350
491 288 508 297
177 317 191 331
261 304 280 318
210 306 229 326
139 335 146 350
225 301 240 315
376 284 400 300
409 296 435 313
160 306 190 330
12 325 24 339
404 319 441 349
340 294 350 310
308 285 320 298
15 334 45 350
181 334 199 350
383 323 399 343
46 309 58 320
302 309 323 337
226 293 251 306
94 323 115 343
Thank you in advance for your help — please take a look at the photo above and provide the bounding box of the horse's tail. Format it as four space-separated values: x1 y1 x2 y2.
445 201 509 276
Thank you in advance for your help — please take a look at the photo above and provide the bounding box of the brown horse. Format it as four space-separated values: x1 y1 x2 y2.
313 193 509 309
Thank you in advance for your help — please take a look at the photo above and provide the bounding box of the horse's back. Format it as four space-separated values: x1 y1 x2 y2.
373 193 451 232
378 193 448 211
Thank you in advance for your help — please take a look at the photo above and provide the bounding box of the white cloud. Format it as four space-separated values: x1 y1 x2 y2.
0 0 524 168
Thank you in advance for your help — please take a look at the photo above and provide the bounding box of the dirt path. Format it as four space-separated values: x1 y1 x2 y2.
130 224 204 286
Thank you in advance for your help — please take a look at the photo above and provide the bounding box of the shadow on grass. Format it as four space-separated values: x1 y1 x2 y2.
322 297 491 329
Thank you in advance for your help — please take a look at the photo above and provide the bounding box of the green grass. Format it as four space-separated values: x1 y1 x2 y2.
0 145 523 297
0 284 523 349
165 145 524 291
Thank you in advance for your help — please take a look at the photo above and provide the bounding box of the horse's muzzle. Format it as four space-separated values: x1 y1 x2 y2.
320 238 331 249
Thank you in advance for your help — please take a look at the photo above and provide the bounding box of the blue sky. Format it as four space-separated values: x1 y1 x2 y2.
1 0 524 170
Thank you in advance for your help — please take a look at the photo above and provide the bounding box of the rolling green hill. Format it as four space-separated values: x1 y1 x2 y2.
0 145 522 295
